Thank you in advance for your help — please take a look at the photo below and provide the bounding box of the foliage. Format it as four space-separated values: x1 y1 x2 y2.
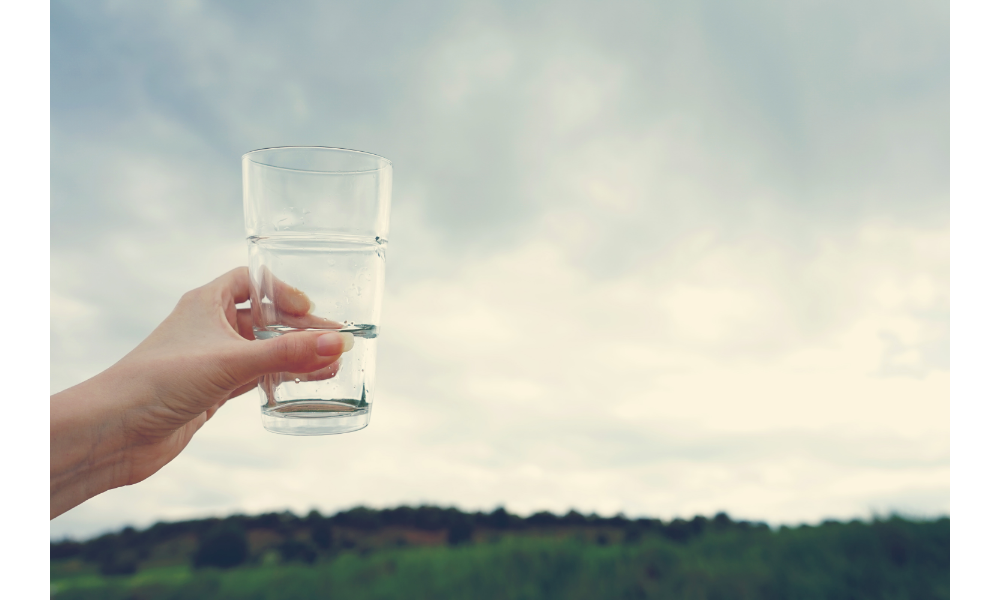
192 520 249 569
50 507 949 600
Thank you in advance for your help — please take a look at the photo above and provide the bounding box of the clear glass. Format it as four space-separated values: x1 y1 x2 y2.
242 147 392 435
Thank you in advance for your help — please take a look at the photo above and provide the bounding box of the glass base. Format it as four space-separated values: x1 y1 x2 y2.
261 408 371 436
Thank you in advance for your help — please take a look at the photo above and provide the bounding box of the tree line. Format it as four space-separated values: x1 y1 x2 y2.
50 509 950 600
51 505 767 574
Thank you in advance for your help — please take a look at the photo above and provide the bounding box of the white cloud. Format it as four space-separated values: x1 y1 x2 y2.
52 218 948 539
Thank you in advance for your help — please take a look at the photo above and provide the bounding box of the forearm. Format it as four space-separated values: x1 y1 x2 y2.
50 369 134 519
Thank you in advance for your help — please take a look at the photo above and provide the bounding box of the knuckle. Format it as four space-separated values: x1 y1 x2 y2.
177 289 201 307
275 334 311 369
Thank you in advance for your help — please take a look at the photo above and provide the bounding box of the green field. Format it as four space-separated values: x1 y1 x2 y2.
51 508 949 599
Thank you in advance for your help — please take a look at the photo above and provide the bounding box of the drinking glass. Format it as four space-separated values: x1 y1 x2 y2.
242 147 392 435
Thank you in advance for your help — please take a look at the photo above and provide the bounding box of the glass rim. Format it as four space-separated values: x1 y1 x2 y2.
242 146 392 174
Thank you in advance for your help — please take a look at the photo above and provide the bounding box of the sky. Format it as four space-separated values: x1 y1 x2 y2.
50 0 949 540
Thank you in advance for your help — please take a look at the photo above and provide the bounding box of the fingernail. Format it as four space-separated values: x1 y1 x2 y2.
317 332 354 356
286 289 311 315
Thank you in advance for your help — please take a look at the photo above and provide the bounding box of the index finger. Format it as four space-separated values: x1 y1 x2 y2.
260 266 313 317
211 267 253 305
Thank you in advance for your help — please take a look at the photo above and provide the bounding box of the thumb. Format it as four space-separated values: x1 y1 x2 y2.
224 331 355 384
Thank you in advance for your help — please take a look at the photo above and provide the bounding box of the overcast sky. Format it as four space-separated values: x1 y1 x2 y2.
50 0 949 540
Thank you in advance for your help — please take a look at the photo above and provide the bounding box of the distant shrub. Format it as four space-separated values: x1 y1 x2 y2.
487 507 511 529
278 539 318 564
310 523 333 550
246 511 299 536
447 518 474 545
382 506 417 527
525 511 559 527
691 516 707 535
624 525 642 544
713 512 733 530
247 512 282 530
333 507 382 531
661 519 694 543
606 513 628 528
50 540 81 560
305 509 324 523
192 521 248 569
98 552 137 576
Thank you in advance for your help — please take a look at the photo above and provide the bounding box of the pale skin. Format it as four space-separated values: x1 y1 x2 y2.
50 267 353 519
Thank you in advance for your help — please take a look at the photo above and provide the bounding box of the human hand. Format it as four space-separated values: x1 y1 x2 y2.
50 267 354 519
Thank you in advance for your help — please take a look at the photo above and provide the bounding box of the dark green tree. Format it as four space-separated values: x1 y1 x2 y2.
279 539 319 564
192 521 248 569
447 516 474 545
